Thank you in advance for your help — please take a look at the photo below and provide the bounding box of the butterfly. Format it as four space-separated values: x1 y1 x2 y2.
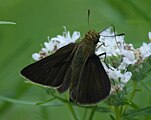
20 28 111 106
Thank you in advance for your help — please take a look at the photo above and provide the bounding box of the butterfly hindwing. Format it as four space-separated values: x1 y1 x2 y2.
70 54 111 105
20 43 77 89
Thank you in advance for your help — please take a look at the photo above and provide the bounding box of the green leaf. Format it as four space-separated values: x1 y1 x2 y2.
109 114 115 120
124 105 151 118
35 97 56 105
127 101 139 109
0 21 16 24
96 106 111 113
0 95 62 106
129 56 151 82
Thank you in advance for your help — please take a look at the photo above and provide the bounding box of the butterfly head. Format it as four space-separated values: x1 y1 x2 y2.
85 30 100 44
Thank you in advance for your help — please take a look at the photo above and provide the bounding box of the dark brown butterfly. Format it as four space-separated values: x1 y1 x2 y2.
20 29 111 105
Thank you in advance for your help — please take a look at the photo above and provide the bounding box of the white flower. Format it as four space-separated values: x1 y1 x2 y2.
44 37 57 51
32 53 40 61
139 42 151 59
51 27 80 48
100 26 115 36
107 67 122 80
122 50 136 64
32 27 80 61
148 32 151 41
120 72 132 84
117 47 137 71
103 62 130 81
111 84 124 94
109 71 131 94
102 60 131 94
96 28 125 56
102 63 118 80
97 36 118 56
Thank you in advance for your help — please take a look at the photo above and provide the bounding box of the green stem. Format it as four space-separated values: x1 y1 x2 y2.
83 108 88 120
36 97 56 105
66 103 79 120
40 107 49 120
114 106 122 120
89 106 97 120
50 93 78 120
50 92 68 103
123 80 138 111
130 80 137 101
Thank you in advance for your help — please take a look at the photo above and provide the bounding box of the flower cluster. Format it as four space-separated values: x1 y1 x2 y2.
97 27 151 94
32 26 151 95
32 27 80 60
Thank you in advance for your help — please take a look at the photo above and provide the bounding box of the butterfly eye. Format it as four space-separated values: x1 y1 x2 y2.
93 35 100 44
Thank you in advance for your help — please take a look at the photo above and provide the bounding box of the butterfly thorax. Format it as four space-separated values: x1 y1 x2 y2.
84 30 100 44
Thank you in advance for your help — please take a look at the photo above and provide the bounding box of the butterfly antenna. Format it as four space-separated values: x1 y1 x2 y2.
99 25 124 52
111 25 122 53
88 9 91 30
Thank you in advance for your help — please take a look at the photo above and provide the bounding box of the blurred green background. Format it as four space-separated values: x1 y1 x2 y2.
0 0 151 120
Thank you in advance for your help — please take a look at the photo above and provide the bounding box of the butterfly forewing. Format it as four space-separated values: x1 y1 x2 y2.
70 54 111 105
57 66 71 93
20 43 77 89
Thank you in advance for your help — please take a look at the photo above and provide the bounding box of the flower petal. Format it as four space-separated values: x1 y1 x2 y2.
120 72 132 83
32 53 40 61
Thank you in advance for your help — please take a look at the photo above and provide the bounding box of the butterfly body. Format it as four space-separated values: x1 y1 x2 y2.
21 30 111 105
70 30 99 92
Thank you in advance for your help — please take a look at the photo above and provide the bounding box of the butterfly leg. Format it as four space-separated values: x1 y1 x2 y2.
96 42 106 50
98 52 114 70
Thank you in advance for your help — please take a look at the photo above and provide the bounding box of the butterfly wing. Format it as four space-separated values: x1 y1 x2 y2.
21 43 77 91
70 54 111 105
